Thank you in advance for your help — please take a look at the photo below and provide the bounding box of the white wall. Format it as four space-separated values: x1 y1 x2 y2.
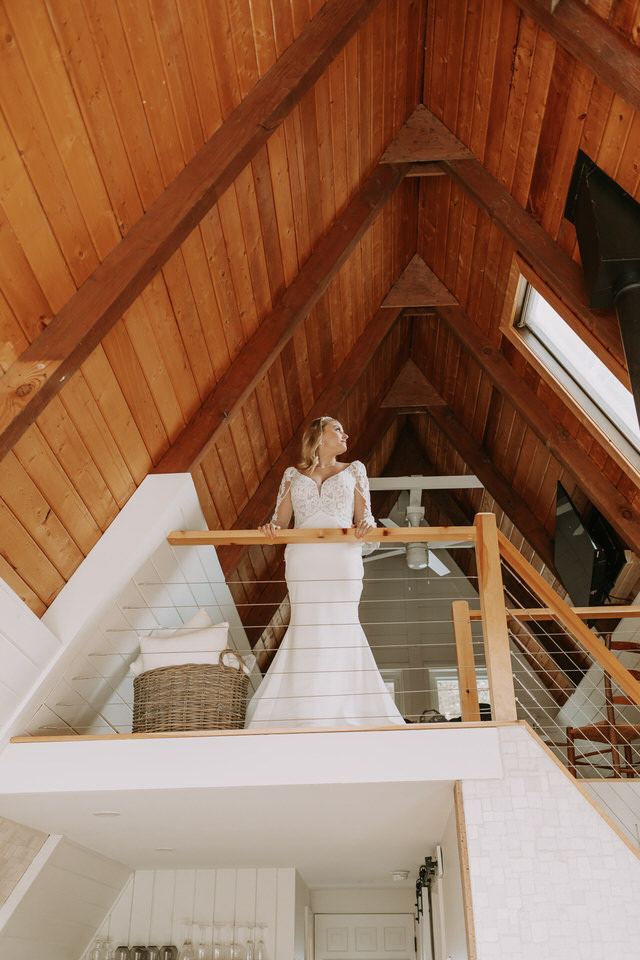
461 724 640 960
88 867 298 957
310 888 414 914
0 836 131 960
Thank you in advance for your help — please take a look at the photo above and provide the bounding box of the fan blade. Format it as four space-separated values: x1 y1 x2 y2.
426 552 450 576
363 547 407 563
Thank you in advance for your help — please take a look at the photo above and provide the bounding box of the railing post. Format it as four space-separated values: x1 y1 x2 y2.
474 512 517 721
452 600 481 722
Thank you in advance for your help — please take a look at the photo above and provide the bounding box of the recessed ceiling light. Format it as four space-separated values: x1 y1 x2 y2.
92 811 120 817
155 847 176 852
391 870 409 882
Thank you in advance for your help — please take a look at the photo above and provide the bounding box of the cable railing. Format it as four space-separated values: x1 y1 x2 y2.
15 513 640 807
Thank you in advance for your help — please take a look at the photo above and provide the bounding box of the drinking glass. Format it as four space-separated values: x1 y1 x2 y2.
160 946 179 960
147 946 160 960
179 920 196 960
212 922 227 960
196 922 211 960
241 923 255 960
114 947 130 960
89 939 106 960
130 947 147 960
229 925 243 960
254 924 267 960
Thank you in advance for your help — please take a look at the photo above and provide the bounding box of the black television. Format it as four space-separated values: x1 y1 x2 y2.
554 483 625 607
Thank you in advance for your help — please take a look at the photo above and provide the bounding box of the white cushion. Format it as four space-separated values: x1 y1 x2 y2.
152 607 213 638
129 609 255 676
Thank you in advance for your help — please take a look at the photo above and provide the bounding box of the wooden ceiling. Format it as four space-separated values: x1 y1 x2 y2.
1 0 640 636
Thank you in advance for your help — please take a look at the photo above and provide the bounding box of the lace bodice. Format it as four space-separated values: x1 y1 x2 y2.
272 461 375 528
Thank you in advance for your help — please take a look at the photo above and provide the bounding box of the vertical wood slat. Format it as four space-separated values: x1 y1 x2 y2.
473 511 517 722
452 599 481 722
453 782 479 960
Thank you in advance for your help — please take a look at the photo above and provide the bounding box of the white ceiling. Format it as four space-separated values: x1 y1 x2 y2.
0 778 454 888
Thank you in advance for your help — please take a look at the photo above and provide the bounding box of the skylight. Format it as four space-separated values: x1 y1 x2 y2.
516 284 640 460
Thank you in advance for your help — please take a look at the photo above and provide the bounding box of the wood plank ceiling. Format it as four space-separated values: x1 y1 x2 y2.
1 0 640 651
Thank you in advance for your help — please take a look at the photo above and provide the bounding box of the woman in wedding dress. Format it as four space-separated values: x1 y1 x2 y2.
244 416 405 729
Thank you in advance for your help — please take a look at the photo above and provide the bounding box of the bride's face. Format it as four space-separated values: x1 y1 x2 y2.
322 420 348 454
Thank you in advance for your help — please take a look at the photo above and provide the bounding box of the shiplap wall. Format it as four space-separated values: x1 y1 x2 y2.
0 836 131 960
90 867 301 958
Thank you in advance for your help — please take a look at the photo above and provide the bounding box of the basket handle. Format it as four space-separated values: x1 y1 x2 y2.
219 648 245 673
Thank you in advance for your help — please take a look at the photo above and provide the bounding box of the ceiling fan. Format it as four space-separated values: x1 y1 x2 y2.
365 489 454 574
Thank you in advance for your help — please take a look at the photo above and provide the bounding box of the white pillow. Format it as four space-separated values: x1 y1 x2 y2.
129 609 255 676
153 607 213 638
129 636 256 676
140 622 229 666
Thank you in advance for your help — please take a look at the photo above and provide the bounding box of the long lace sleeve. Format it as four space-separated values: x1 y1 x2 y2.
272 467 295 526
351 460 375 526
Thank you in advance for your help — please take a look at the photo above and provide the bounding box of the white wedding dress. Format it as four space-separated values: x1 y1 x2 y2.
245 461 405 729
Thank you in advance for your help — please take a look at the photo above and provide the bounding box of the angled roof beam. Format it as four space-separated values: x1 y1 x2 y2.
0 0 386 461
381 359 557 572
436 304 640 557
156 163 406 474
513 0 640 115
441 155 624 363
382 106 623 362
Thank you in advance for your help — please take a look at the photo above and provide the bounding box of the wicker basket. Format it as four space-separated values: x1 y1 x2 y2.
132 649 249 733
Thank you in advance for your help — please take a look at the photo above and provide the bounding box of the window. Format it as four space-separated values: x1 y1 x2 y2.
514 281 640 469
430 668 489 720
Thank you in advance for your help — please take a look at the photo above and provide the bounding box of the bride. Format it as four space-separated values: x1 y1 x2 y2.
244 416 405 729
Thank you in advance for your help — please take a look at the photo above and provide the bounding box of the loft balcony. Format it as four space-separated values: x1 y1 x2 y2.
1 474 639 818
1 475 639 959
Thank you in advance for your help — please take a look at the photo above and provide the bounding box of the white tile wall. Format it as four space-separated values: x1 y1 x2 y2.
462 725 640 959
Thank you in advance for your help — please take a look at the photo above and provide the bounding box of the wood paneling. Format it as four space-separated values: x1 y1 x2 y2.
0 0 423 613
1 0 639 627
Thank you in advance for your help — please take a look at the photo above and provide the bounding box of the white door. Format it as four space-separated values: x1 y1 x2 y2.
315 913 416 960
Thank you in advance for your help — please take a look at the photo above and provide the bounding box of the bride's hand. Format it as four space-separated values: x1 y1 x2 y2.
354 519 375 540
259 522 281 539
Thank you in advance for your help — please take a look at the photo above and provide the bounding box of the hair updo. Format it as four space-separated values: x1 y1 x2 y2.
298 417 335 473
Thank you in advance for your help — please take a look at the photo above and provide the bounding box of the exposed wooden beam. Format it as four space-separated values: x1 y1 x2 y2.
381 254 458 308
0 0 387 461
380 104 474 163
156 163 406 473
215 306 406 575
436 304 640 557
382 357 447 408
383 361 558 571
441 155 623 363
513 0 640 115
383 106 622 358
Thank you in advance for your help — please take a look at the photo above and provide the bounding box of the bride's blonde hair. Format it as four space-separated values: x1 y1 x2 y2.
298 416 335 472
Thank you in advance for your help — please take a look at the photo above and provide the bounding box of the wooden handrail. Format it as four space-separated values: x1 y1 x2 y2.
467 605 640 621
498 530 640 708
167 526 477 546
